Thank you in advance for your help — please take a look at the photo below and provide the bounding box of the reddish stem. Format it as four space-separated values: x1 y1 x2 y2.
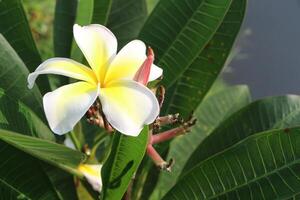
146 145 165 166
151 127 185 145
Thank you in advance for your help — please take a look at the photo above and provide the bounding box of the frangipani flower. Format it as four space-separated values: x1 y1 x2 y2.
28 24 162 136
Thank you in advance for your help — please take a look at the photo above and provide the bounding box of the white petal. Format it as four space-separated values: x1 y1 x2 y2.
99 80 160 136
149 64 163 82
104 40 147 84
73 24 117 81
28 58 97 89
43 81 98 135
78 164 102 192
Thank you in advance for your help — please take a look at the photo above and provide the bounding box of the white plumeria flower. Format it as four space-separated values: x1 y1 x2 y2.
78 164 103 192
28 24 162 136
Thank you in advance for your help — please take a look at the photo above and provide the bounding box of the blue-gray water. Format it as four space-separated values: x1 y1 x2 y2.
223 0 300 99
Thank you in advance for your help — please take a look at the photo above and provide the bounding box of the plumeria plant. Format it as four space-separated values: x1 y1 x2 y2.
1 0 300 200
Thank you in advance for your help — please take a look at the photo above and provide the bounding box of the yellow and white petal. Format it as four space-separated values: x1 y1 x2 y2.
28 58 97 89
78 164 102 192
43 81 98 135
104 40 147 85
149 64 163 82
73 24 117 81
99 80 160 136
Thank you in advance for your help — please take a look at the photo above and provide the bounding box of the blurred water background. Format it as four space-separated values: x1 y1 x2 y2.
223 0 300 99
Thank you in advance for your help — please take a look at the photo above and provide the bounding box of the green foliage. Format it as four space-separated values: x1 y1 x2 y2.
0 0 299 199
0 88 54 140
0 140 61 199
0 130 86 176
163 0 247 118
54 0 77 58
0 35 44 120
163 127 300 199
139 0 232 89
150 85 251 199
101 127 149 199
183 95 300 173
0 0 50 93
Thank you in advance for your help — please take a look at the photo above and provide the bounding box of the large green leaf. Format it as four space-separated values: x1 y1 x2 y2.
183 95 300 175
0 140 60 199
163 0 247 118
163 127 300 199
101 127 149 200
54 0 78 58
106 0 147 48
0 88 54 140
139 0 233 89
0 0 50 93
0 34 45 120
0 130 86 176
150 85 251 199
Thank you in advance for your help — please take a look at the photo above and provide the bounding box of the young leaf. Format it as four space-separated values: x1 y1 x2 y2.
0 34 45 121
183 95 300 175
139 0 233 89
150 85 251 199
163 127 300 199
101 127 149 200
0 0 50 93
163 0 247 118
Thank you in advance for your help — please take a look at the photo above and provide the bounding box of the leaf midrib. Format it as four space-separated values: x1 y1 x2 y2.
0 179 25 198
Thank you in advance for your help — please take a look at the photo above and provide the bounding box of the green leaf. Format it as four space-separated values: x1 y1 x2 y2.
162 0 247 118
92 0 112 24
0 129 86 176
54 0 78 58
139 0 233 89
0 0 50 93
106 0 147 48
150 85 251 199
44 165 79 200
101 127 149 200
0 34 45 120
0 88 54 141
0 140 61 199
183 95 300 175
163 127 300 199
